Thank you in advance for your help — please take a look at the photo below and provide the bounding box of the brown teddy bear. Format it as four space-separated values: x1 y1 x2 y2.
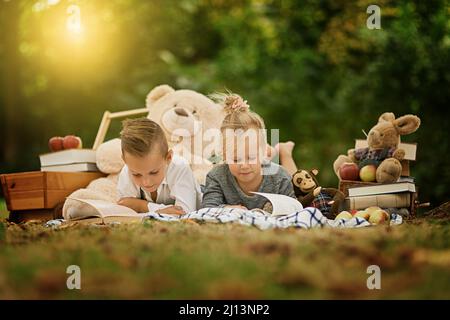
333 112 421 183
292 168 345 219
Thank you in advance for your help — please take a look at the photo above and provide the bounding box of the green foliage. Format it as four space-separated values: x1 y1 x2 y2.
0 0 448 205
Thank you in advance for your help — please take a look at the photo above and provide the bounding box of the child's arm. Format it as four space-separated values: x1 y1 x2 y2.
278 169 296 198
117 166 177 213
118 197 184 215
169 165 201 213
117 166 140 199
200 173 226 208
117 197 149 213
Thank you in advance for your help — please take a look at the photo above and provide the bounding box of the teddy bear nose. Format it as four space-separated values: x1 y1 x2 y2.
174 107 189 117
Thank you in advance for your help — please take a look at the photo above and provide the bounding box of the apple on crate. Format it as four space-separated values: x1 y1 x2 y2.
339 162 360 181
359 164 377 182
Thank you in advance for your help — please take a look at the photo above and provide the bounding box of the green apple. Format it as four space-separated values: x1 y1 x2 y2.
359 165 377 182
354 210 370 220
335 211 353 220
368 209 390 225
365 206 381 214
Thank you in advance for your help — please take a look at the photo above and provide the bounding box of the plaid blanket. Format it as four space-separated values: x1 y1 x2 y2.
46 207 403 230
141 207 403 230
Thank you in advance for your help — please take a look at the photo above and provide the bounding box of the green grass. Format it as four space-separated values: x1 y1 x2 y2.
0 198 8 220
0 215 449 299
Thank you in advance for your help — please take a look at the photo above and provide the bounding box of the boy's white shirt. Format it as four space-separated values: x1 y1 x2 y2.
117 154 202 213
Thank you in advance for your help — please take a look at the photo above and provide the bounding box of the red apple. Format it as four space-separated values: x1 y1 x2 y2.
339 162 360 181
359 164 377 182
48 136 64 152
63 135 82 149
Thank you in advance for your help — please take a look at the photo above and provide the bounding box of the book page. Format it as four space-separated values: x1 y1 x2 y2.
67 198 142 219
251 192 303 216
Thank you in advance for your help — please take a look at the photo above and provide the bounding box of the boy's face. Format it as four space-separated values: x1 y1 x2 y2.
123 149 173 193
223 129 264 184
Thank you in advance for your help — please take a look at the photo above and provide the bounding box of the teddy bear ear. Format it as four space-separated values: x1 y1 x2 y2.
393 115 421 135
378 112 396 123
311 169 319 176
146 85 175 107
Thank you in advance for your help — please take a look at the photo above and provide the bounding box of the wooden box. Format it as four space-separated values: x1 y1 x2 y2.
1 171 105 221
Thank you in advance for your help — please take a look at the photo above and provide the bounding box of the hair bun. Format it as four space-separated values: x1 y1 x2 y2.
223 95 250 115
210 92 250 115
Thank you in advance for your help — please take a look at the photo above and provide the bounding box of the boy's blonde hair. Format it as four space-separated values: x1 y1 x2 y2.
120 117 168 158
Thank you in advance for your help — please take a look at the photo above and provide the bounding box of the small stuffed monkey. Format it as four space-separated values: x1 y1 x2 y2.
292 169 345 219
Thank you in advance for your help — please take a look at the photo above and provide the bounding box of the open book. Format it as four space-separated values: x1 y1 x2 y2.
251 192 303 216
65 198 146 224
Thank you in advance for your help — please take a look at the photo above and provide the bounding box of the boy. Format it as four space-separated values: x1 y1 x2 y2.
117 117 201 214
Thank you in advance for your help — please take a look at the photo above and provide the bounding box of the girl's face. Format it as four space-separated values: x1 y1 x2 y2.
123 149 173 193
223 128 265 185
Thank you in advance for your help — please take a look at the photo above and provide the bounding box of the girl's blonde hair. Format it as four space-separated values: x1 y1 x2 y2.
210 92 267 161
210 92 266 132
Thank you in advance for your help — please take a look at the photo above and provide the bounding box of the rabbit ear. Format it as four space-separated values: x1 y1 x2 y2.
378 112 396 123
394 115 421 135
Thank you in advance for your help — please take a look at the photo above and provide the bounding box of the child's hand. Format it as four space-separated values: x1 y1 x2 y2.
117 198 149 213
225 205 248 210
156 205 185 215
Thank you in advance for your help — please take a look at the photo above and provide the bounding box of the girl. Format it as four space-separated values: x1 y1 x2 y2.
201 92 296 210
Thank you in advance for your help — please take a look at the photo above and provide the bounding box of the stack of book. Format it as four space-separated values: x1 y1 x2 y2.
345 177 416 211
39 149 99 172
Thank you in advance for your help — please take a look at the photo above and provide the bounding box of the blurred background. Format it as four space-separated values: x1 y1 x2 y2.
0 0 449 209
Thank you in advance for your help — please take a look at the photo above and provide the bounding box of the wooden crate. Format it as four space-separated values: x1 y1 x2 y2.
1 171 105 221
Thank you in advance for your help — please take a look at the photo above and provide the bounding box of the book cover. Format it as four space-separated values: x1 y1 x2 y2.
345 193 411 210
41 162 99 172
39 149 96 167
348 182 416 197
